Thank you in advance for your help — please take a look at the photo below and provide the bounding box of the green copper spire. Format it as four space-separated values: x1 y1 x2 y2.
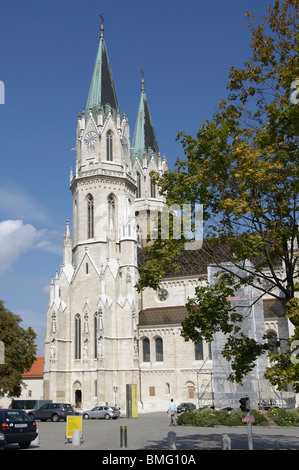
131 73 160 164
86 20 120 120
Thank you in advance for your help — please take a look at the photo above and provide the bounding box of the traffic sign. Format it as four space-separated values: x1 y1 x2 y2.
242 415 255 423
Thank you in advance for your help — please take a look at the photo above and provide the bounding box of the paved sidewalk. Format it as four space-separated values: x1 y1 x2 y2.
5 412 299 451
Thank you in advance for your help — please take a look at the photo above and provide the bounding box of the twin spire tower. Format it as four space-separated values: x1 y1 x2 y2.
43 19 168 411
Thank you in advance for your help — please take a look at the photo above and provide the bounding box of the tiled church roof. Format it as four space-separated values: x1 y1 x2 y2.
139 306 188 326
137 242 232 277
263 298 286 318
137 238 280 278
139 300 285 327
137 245 285 327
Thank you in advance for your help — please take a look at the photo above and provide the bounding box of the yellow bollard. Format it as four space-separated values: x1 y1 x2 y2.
120 425 127 448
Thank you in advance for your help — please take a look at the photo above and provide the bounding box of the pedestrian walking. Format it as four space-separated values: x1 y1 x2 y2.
167 398 177 426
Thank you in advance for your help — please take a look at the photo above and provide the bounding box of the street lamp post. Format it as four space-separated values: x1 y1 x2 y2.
113 386 118 405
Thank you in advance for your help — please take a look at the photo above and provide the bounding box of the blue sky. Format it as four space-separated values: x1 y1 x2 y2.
0 0 273 353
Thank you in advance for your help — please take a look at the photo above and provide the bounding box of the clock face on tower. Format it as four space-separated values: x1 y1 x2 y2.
84 131 98 146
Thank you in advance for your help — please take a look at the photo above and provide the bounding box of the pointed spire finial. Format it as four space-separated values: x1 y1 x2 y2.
100 12 104 36
64 219 71 240
86 16 119 115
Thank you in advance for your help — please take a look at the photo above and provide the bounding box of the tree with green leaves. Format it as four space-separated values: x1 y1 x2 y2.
0 300 37 398
136 0 299 390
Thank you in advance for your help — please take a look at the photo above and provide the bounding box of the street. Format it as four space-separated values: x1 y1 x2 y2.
3 412 299 451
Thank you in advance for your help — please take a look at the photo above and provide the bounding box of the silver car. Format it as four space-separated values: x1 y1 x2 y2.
82 406 120 420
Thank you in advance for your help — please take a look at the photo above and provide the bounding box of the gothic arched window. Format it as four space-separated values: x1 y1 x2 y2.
136 172 141 198
87 194 94 238
75 314 81 359
267 330 279 353
94 313 98 359
208 342 212 359
106 130 113 161
142 338 150 362
108 193 116 238
150 176 156 198
195 341 203 360
155 337 163 362
136 225 143 248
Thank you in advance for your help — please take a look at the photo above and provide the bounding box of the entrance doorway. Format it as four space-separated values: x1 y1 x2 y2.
75 389 82 408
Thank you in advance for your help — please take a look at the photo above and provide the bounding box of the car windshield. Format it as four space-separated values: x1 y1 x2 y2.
4 410 30 421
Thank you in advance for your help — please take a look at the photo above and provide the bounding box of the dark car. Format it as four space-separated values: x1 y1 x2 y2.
177 402 196 414
0 409 37 449
28 403 77 422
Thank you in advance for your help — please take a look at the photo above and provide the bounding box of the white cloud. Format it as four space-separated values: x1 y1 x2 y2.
0 220 62 275
0 220 37 274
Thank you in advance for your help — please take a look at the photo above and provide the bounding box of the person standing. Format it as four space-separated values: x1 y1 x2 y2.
167 399 177 426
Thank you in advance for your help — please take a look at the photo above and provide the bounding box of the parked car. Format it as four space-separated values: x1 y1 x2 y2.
177 402 196 414
11 399 52 411
28 403 77 422
0 409 37 449
0 431 5 450
82 405 120 420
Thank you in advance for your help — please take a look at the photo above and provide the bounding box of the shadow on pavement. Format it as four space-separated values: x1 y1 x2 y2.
142 430 299 451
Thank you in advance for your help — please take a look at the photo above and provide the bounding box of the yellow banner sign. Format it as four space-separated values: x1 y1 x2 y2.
66 415 82 439
132 384 138 418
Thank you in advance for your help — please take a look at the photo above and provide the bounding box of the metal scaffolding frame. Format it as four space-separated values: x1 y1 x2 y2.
208 262 269 410
196 357 214 408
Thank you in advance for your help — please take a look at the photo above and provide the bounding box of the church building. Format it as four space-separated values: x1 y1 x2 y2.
43 22 294 413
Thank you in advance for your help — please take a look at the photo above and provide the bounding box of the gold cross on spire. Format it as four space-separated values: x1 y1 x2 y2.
141 68 145 89
100 13 104 35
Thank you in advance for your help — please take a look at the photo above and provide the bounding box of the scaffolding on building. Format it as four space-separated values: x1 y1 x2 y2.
208 261 270 410
196 357 214 408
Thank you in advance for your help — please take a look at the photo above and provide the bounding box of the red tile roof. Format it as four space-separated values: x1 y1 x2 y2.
22 356 44 378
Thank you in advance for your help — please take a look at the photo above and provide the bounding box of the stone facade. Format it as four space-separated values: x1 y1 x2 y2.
43 24 294 413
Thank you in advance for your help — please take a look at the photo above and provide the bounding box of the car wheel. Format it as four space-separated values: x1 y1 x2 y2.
83 413 89 420
19 441 31 449
104 414 110 420
51 413 60 422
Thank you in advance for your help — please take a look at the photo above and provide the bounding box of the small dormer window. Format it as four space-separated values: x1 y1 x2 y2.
106 130 113 161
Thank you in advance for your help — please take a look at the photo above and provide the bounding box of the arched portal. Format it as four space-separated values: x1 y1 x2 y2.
73 381 82 408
